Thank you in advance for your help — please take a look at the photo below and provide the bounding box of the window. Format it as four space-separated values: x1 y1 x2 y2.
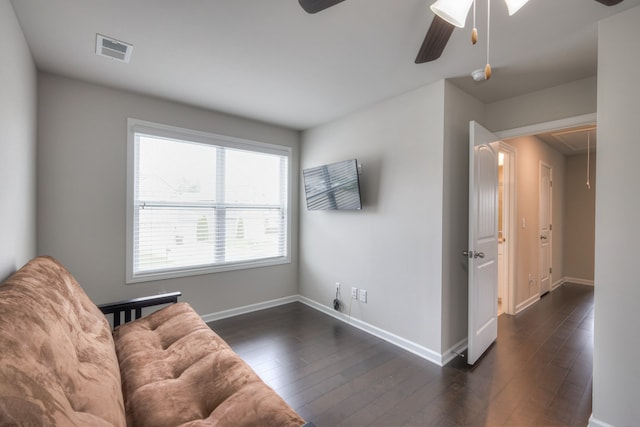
126 119 290 283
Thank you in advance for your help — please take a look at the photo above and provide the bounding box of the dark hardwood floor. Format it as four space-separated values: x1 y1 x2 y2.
208 283 593 426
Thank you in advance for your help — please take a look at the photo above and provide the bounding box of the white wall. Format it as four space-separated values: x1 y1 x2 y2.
441 82 485 352
592 5 640 426
0 1 37 282
300 81 446 355
564 153 596 283
37 73 300 316
485 76 597 133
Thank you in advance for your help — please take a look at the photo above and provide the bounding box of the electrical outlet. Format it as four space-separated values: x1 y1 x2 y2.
351 287 358 299
359 289 367 303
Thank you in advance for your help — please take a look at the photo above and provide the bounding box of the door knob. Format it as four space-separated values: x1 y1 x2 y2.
474 252 485 259
540 235 547 240
462 251 473 258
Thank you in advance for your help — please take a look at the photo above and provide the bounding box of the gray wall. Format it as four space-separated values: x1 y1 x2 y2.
300 80 447 355
0 1 37 281
37 73 300 316
564 153 596 283
299 75 596 361
299 80 485 359
485 76 597 132
593 5 640 426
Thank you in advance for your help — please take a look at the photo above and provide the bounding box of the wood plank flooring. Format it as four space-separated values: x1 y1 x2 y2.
208 283 593 426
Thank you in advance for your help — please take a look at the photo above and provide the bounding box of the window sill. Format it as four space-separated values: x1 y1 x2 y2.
126 256 291 284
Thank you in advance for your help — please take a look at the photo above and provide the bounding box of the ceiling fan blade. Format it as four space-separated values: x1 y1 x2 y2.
299 0 346 14
594 0 624 5
415 15 455 64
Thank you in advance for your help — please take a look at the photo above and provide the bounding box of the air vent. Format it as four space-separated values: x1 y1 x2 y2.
96 34 133 63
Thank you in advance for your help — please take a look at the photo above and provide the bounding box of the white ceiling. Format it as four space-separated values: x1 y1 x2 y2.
10 0 640 130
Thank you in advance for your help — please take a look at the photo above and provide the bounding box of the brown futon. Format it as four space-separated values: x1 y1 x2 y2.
0 256 311 426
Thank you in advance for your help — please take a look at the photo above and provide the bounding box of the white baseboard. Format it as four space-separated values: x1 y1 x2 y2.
201 294 451 367
298 296 445 366
588 414 615 427
200 295 298 323
551 277 565 291
564 276 594 286
516 294 540 314
515 278 588 315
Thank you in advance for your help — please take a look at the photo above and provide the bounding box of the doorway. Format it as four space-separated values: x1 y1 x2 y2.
497 142 516 315
495 113 597 315
539 162 552 295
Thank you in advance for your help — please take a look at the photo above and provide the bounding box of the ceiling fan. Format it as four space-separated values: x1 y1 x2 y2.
299 0 625 65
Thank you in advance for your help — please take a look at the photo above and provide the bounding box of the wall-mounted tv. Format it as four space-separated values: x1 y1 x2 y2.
303 159 362 210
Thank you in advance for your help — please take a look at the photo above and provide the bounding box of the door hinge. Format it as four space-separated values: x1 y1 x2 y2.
550 181 553 187
549 267 552 274
549 224 552 231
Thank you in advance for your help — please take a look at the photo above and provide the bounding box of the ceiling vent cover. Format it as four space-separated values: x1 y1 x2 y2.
96 34 133 63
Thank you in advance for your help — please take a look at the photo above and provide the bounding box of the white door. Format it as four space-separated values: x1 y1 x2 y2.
539 163 552 295
467 121 499 365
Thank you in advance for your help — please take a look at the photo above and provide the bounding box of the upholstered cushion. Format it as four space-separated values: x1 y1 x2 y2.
0 256 126 426
113 302 305 427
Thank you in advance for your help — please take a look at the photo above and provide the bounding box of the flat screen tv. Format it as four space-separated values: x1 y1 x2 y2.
303 159 362 210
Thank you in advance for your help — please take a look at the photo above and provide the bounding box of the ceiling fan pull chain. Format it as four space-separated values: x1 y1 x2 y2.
472 0 478 44
484 0 492 79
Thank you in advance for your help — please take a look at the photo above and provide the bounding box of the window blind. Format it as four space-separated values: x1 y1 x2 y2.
127 120 290 282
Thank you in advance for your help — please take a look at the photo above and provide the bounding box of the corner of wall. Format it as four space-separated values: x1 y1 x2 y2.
0 1 38 281
440 82 485 352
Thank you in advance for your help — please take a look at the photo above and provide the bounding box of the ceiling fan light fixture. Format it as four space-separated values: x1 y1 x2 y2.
430 0 473 28
504 0 529 16
471 68 487 81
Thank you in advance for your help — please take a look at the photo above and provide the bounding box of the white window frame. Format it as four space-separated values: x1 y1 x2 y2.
126 119 292 283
